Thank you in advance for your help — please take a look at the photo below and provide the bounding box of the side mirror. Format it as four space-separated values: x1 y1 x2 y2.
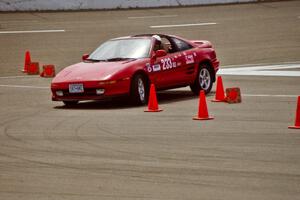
155 50 167 58
82 54 89 61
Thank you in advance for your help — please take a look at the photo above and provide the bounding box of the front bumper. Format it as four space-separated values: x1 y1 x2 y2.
51 79 130 102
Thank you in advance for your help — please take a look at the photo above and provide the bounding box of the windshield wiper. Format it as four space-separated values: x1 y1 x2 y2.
105 57 136 62
84 58 106 62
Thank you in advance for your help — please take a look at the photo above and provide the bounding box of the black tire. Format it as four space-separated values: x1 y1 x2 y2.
190 63 214 95
63 101 79 107
130 74 148 105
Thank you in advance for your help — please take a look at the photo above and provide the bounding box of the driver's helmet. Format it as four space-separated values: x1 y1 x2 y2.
152 35 162 51
152 35 162 43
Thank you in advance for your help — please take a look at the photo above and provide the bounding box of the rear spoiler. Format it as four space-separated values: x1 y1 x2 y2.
190 40 212 48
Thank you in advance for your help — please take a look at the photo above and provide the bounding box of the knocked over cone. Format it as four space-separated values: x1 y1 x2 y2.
40 64 56 78
27 62 40 75
226 87 242 104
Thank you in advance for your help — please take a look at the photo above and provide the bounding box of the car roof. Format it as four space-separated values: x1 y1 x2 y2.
108 34 196 48
110 34 176 41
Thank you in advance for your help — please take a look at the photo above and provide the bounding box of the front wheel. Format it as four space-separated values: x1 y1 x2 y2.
190 64 213 95
130 74 148 105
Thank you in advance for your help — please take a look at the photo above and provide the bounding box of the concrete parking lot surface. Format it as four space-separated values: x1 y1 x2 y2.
0 1 300 199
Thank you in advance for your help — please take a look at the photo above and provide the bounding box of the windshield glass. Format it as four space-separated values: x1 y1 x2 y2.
88 38 151 61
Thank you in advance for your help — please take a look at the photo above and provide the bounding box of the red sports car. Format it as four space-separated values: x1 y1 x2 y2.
51 34 219 106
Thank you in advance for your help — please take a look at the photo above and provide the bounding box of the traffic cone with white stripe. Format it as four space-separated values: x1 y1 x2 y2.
22 51 31 73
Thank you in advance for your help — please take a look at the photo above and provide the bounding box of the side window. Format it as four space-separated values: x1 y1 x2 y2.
171 38 193 52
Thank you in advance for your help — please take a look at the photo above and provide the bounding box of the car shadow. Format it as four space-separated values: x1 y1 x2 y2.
53 89 215 110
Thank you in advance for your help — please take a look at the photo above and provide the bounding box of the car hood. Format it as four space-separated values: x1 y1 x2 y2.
53 60 134 83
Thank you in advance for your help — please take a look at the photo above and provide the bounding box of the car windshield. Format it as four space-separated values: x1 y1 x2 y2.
88 38 151 61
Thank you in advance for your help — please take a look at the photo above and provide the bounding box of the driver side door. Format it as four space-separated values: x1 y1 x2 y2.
152 52 179 89
168 37 197 85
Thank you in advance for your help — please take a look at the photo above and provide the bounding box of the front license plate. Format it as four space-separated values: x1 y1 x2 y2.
69 84 84 93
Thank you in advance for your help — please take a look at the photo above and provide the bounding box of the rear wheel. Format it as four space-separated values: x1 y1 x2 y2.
130 74 148 105
63 101 78 107
190 64 214 95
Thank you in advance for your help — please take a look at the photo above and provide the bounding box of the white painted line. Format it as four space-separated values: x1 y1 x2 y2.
218 63 300 77
223 61 300 68
0 30 65 34
219 70 300 77
221 64 300 71
150 23 217 28
243 94 298 98
0 84 48 89
0 75 39 79
128 15 178 19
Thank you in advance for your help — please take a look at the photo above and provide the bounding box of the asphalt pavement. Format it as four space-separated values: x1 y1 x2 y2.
0 1 300 199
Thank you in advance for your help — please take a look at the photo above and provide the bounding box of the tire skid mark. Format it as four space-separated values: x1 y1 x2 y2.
0 110 103 170
0 140 107 159
71 123 300 187
1 110 96 157
93 123 246 163
39 120 225 185
75 130 154 161
74 121 164 161
93 124 186 161
1 113 73 154
0 190 151 199
0 150 114 176
1 109 47 149
1 115 200 185
1 108 297 188
2 114 144 164
0 149 209 187
1 143 298 190
2 115 276 172
42 116 83 153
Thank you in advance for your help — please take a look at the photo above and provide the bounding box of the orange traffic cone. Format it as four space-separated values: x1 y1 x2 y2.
40 64 56 77
144 84 162 112
226 87 242 104
22 51 31 73
193 90 214 120
288 96 300 129
27 62 40 75
212 76 226 102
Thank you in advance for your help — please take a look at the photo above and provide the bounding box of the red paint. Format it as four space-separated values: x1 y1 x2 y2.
82 54 89 61
27 62 39 75
22 51 31 73
229 90 238 101
51 34 219 102
145 84 162 112
225 87 241 104
289 96 300 129
212 76 226 102
41 65 56 77
193 90 214 120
